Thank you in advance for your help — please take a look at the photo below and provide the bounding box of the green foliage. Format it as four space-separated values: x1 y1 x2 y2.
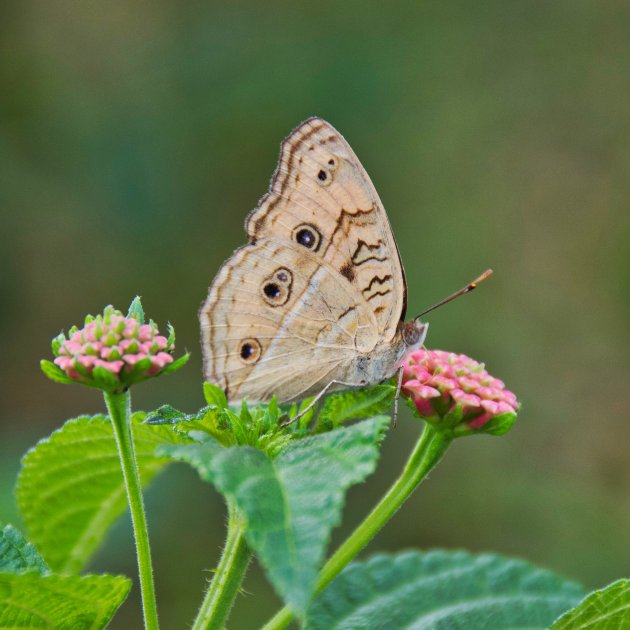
145 403 212 427
150 392 293 456
40 359 75 385
203 382 228 409
162 351 190 374
315 383 395 431
150 383 394 456
92 364 119 390
305 550 586 629
126 295 145 323
474 411 518 436
16 412 189 574
163 416 389 613
551 579 630 629
0 524 48 574
0 525 129 629
51 333 66 356
0 572 130 629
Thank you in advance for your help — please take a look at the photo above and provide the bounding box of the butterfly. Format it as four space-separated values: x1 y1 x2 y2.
200 117 485 413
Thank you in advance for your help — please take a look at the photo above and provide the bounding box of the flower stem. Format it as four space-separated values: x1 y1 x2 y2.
104 390 159 630
192 503 252 630
261 423 452 630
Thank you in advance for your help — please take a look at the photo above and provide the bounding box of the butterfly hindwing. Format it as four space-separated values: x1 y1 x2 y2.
200 237 379 402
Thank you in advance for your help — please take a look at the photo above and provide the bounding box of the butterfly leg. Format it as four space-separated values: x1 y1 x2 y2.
281 379 358 427
392 366 405 428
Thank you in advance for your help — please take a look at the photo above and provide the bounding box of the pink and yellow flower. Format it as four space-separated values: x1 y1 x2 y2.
402 349 519 435
43 301 187 392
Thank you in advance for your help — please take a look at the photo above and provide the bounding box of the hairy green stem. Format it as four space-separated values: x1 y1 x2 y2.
192 503 252 630
105 390 159 630
261 423 452 630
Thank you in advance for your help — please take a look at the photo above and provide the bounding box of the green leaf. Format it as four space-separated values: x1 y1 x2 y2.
478 411 518 436
316 383 395 431
144 403 235 445
203 381 228 409
164 416 388 613
551 579 630 629
305 550 586 629
92 365 120 390
40 359 74 385
162 351 190 374
0 572 130 629
51 333 66 356
166 322 175 347
0 525 48 574
292 396 317 431
144 403 190 425
0 527 128 627
17 413 189 574
126 295 145 323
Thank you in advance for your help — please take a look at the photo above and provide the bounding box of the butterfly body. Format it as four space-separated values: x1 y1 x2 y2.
200 118 427 404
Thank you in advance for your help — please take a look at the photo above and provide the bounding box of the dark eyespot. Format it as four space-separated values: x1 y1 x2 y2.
293 223 322 252
318 170 327 181
328 158 335 166
264 283 281 299
297 228 315 248
261 269 292 306
239 338 262 364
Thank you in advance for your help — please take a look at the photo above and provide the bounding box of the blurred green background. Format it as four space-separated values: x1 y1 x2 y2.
1 1 629 628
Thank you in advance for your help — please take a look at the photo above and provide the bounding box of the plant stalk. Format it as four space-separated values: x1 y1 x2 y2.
105 390 159 630
261 423 452 630
192 503 252 630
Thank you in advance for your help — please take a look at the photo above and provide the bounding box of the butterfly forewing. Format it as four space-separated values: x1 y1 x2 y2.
246 118 407 338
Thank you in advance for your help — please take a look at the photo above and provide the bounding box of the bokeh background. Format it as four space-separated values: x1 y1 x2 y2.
1 2 629 628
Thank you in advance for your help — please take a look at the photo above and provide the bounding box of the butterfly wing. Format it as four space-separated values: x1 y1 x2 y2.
200 237 379 402
246 117 407 341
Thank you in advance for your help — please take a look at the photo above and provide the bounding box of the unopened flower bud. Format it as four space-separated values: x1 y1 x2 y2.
401 349 519 436
41 298 188 392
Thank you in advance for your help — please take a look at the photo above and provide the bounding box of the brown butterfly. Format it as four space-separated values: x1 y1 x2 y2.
200 118 487 412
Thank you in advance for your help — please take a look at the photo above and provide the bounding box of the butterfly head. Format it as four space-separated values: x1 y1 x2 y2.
402 319 428 352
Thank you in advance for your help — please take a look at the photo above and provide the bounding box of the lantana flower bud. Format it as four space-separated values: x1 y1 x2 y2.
401 349 519 436
41 298 188 392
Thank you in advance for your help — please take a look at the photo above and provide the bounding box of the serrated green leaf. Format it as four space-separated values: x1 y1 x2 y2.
144 403 236 445
144 404 188 425
17 413 189 574
0 572 130 629
551 579 630 629
162 352 190 374
0 525 48 574
203 382 228 409
164 416 388 613
316 383 395 431
166 322 175 346
126 295 145 323
40 359 74 385
305 550 585 629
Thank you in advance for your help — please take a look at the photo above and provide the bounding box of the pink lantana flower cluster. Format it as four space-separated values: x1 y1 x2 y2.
42 301 188 392
401 349 519 436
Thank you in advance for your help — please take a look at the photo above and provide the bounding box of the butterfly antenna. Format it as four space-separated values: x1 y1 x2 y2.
415 269 493 320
